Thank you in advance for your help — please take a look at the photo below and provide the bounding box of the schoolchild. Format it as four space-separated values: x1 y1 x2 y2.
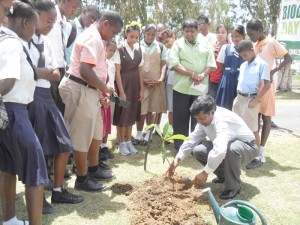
114 21 144 155
0 1 47 224
215 25 246 110
59 10 123 192
245 19 292 169
133 23 167 146
232 40 271 148
28 0 84 214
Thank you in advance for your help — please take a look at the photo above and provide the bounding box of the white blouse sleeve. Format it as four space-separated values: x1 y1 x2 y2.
216 44 226 64
112 50 121 65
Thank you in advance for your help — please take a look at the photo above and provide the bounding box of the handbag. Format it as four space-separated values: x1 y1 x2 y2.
0 95 9 129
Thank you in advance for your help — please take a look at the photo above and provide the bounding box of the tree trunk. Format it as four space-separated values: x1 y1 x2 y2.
278 62 292 92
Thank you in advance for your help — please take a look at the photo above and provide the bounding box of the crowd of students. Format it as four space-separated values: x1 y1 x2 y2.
0 0 292 223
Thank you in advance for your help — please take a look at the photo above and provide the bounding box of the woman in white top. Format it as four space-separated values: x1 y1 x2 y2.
0 1 47 225
28 0 84 214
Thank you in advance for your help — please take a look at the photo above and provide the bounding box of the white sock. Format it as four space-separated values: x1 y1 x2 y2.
144 130 150 141
259 146 265 157
53 186 62 192
3 216 29 225
101 143 107 148
135 131 142 140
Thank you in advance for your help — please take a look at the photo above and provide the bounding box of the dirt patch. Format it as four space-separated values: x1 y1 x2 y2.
111 183 133 196
129 176 212 225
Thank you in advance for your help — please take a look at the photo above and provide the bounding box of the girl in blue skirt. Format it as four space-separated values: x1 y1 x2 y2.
27 0 84 214
215 25 246 110
0 1 46 224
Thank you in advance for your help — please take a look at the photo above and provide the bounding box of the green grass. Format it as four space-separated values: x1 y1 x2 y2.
292 74 300 86
1 127 300 225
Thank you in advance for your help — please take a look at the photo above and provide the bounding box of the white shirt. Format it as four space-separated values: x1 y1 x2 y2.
0 28 36 104
107 58 115 89
113 40 144 66
197 32 217 48
176 107 255 174
166 49 174 85
30 34 58 88
217 43 238 64
46 5 67 68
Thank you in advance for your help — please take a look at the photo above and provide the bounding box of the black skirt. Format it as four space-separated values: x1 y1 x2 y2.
0 102 48 186
28 87 73 155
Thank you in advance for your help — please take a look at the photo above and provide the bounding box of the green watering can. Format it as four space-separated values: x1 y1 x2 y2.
202 187 267 225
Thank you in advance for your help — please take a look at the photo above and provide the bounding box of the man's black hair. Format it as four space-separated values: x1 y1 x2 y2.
196 15 209 23
99 10 123 28
33 0 55 12
236 40 253 53
182 19 198 30
246 19 263 31
190 95 216 116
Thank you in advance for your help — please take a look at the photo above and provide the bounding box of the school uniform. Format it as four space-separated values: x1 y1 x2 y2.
113 40 143 126
216 44 244 110
0 28 48 187
28 34 73 155
140 39 167 115
232 56 269 132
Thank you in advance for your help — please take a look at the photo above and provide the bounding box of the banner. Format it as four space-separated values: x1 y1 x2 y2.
277 0 300 60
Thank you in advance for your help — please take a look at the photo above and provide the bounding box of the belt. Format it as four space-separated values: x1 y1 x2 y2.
65 73 96 90
238 91 257 97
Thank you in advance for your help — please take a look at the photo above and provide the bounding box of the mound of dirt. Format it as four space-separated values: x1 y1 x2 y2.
111 183 133 196
129 176 212 225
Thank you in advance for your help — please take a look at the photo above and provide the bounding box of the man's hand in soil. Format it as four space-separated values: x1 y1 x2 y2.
166 157 181 177
192 170 208 185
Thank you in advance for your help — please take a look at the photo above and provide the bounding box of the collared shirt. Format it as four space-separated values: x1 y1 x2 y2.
169 37 216 95
176 107 255 174
113 40 144 66
46 5 67 68
30 34 58 88
197 32 217 49
107 58 115 89
237 56 269 94
140 39 167 61
66 17 85 66
0 28 35 104
217 43 239 64
254 37 288 71
67 24 107 82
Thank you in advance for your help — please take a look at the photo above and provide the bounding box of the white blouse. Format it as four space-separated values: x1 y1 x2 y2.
113 40 144 66
0 28 36 104
30 34 58 88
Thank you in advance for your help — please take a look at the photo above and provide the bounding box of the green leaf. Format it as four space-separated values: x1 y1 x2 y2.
162 123 173 139
161 144 166 164
165 134 189 142
154 125 163 138
144 124 155 131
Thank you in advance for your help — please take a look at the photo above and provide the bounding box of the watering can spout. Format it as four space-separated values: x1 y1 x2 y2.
202 187 220 223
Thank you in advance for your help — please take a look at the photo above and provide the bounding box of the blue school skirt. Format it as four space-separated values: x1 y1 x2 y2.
28 87 73 155
0 102 48 187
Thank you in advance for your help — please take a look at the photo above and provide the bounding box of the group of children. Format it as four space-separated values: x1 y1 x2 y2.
0 0 292 223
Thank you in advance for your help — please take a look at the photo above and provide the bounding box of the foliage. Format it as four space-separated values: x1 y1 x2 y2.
145 123 188 164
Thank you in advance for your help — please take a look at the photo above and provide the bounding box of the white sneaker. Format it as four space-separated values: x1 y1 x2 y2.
260 155 266 163
126 141 138 154
119 142 130 156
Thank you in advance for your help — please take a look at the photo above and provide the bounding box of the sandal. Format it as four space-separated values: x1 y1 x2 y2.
132 139 140 145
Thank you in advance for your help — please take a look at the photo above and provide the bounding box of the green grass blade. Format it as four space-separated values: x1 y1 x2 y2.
144 124 155 131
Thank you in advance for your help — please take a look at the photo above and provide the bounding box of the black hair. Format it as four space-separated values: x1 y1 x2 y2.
85 5 100 18
216 24 229 34
33 0 55 12
7 0 36 20
232 24 246 36
236 40 253 53
190 95 216 116
143 23 156 33
246 19 263 31
182 19 198 30
196 15 209 23
99 10 123 28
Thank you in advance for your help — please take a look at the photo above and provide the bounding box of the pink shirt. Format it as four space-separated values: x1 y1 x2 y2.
68 24 107 82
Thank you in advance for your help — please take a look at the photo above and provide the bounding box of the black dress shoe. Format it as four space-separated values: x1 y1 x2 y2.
99 146 109 161
43 197 54 214
75 177 106 192
132 139 140 145
51 188 84 204
101 147 114 159
88 167 115 180
219 188 241 200
212 177 225 184
99 161 111 170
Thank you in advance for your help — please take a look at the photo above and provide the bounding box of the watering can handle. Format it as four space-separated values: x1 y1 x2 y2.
223 200 268 225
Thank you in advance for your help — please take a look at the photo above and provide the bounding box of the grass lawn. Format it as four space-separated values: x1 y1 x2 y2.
1 98 300 224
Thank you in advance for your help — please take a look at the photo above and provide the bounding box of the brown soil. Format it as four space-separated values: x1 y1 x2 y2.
128 175 212 225
111 183 133 196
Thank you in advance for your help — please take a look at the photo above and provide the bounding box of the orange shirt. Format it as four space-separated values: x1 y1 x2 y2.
68 24 107 82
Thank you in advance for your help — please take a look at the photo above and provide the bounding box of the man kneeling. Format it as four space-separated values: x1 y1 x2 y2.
166 95 259 199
